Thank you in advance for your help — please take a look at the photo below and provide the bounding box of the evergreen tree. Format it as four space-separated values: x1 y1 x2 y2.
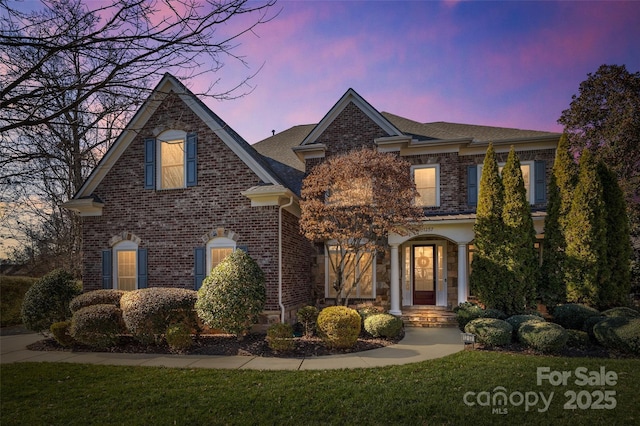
540 134 577 308
565 150 608 306
598 162 632 308
501 147 538 314
470 143 506 310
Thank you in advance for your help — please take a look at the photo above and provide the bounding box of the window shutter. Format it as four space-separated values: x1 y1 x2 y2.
102 250 113 289
194 247 206 290
237 246 248 253
186 133 198 187
144 138 156 189
137 248 148 289
467 165 478 206
534 160 546 204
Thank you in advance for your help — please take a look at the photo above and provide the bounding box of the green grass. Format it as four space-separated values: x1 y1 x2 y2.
2 351 639 425
0 276 37 327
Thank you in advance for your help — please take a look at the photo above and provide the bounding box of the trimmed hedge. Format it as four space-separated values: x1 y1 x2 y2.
70 290 126 313
518 320 568 353
566 329 590 348
317 306 361 349
297 306 319 337
165 323 193 352
70 304 125 348
464 318 513 347
593 317 640 355
601 307 640 319
121 288 198 344
266 323 295 352
21 269 81 333
505 314 545 338
364 313 403 338
453 302 506 331
552 304 600 330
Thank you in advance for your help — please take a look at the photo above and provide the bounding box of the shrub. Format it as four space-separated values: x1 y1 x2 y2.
594 317 640 355
505 314 545 338
453 302 506 331
20 269 81 333
196 250 266 340
297 306 319 337
70 304 125 348
165 323 193 352
601 307 640 319
552 304 600 330
583 315 606 342
518 320 568 353
70 290 126 313
121 287 198 344
266 323 296 352
364 313 403 338
50 321 74 347
0 276 37 327
464 318 513 347
566 329 591 348
317 306 361 349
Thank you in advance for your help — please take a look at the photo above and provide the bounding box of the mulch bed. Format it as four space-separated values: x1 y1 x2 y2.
27 331 404 358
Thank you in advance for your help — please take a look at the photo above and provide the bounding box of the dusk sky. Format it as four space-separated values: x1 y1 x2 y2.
195 0 640 144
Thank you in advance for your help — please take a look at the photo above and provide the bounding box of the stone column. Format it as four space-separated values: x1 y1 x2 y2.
389 243 402 315
458 243 468 305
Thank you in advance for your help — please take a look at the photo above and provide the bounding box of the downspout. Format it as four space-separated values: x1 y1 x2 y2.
279 196 295 323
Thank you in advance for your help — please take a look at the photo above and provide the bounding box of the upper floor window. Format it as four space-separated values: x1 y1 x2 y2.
412 165 440 207
144 131 197 190
476 161 542 205
326 177 373 206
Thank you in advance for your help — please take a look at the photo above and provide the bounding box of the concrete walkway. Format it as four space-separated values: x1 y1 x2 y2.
0 327 464 370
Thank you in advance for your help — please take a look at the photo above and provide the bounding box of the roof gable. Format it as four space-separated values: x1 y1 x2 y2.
74 73 286 199
299 88 403 147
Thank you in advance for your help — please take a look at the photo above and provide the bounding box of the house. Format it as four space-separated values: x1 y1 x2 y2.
64 74 561 325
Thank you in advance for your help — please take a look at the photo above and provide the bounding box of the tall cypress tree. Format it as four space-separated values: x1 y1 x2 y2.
598 161 632 308
470 143 506 311
565 150 608 306
540 134 577 308
502 147 538 314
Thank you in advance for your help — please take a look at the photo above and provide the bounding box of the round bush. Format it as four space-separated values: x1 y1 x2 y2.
583 315 606 342
196 250 266 339
601 307 640 319
505 314 545 339
593 317 640 355
70 290 126 313
50 321 74 347
70 304 125 348
297 306 319 337
464 318 513 347
566 329 590 348
121 287 198 344
518 320 568 353
552 304 600 330
364 313 403 338
21 269 81 333
267 323 295 352
453 302 485 331
317 306 362 349
165 323 193 352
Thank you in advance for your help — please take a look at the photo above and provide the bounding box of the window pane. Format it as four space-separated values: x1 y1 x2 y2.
161 140 184 188
327 248 373 298
210 248 233 271
117 250 136 291
521 164 530 201
414 168 437 207
327 178 372 206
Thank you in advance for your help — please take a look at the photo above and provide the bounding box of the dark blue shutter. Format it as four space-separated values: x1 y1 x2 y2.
236 246 248 253
186 133 197 187
194 247 206 290
467 165 478 206
534 161 546 204
102 250 113 289
137 248 148 289
144 138 156 189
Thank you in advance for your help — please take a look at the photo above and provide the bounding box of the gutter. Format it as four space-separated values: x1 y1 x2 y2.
278 196 295 323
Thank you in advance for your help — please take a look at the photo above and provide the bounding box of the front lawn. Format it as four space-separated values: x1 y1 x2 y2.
2 351 639 425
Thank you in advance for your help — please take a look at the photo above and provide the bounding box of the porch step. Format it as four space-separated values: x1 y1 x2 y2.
401 306 458 328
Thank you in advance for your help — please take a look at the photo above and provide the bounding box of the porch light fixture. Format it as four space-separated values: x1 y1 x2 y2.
461 332 476 349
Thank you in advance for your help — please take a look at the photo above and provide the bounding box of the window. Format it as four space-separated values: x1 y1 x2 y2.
326 177 373 206
326 246 375 299
477 161 535 204
144 131 197 190
206 237 236 274
412 165 439 207
111 241 145 291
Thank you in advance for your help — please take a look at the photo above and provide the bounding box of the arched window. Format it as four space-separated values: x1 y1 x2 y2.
206 237 236 274
113 240 139 291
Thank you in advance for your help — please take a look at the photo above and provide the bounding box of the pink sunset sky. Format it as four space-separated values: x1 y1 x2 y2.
186 0 640 144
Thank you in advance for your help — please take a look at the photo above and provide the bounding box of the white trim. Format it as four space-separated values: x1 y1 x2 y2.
411 164 440 207
401 240 447 307
113 240 138 290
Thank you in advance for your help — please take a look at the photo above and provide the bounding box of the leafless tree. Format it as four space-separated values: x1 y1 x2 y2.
0 0 277 274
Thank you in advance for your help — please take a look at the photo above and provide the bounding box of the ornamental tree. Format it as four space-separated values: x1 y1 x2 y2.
299 148 424 306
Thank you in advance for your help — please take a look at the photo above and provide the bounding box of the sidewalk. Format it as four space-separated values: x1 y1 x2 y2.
0 327 464 370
